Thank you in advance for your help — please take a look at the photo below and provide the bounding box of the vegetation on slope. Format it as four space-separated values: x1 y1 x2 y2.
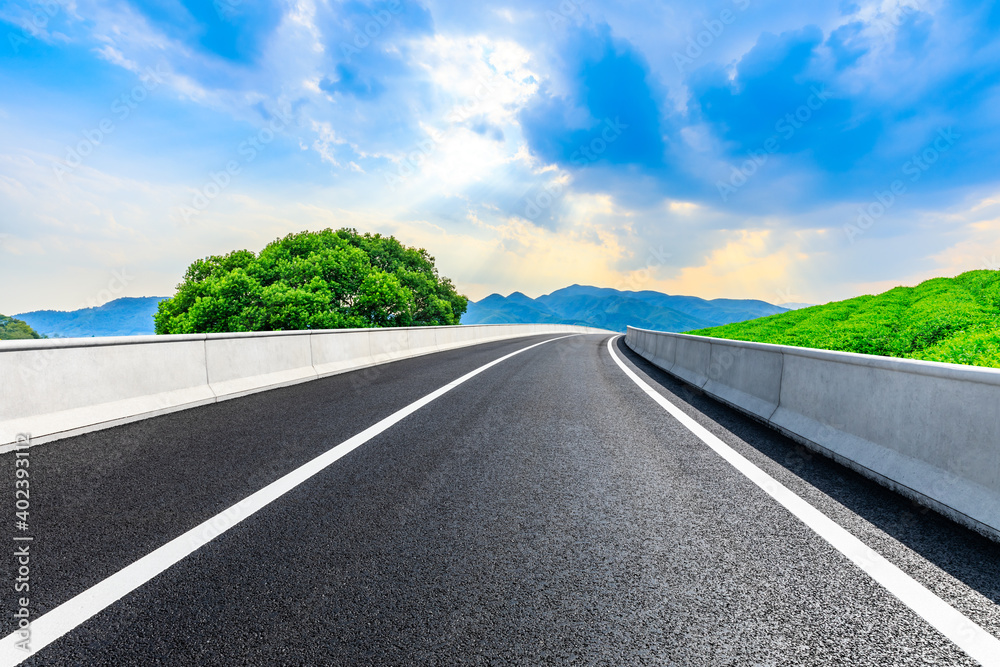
688 270 1000 368
0 314 44 340
155 229 468 334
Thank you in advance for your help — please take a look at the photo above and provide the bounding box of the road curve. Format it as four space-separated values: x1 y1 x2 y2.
1 334 999 665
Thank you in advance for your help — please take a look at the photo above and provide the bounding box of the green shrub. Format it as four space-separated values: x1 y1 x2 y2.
689 270 1000 369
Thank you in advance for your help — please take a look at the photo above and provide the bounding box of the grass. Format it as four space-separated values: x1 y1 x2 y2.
687 270 1000 369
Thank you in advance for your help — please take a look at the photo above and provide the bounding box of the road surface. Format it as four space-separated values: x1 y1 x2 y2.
1 334 999 665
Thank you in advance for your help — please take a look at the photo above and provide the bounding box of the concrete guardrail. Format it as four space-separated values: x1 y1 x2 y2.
0 324 607 450
625 326 1000 542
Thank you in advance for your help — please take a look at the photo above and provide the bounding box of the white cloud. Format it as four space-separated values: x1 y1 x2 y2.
3 0 1000 317
93 43 139 72
311 120 346 167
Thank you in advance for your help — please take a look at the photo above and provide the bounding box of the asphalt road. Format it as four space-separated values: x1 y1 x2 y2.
1 333 999 665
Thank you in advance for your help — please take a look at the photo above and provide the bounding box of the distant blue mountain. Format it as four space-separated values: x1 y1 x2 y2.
14 288 787 338
461 285 788 333
15 297 168 338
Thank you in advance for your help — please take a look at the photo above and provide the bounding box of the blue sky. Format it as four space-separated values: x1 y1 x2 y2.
2 0 1000 313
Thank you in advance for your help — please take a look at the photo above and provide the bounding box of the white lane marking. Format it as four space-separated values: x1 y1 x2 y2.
0 334 583 666
608 336 1000 667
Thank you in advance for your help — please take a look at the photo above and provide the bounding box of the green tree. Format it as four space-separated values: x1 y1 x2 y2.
0 315 44 340
154 228 468 334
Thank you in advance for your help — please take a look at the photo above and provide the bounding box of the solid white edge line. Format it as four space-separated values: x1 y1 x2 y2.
0 334 583 666
608 336 1000 667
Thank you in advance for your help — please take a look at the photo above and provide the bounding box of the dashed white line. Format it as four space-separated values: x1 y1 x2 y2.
608 336 1000 667
0 334 580 667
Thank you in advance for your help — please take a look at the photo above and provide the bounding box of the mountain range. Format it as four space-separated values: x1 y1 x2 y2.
461 285 789 332
15 297 168 338
11 287 790 338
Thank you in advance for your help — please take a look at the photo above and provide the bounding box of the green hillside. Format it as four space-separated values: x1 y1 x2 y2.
0 314 44 341
688 270 1000 369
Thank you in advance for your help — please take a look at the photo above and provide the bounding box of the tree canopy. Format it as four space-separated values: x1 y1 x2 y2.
154 229 468 334
0 314 44 340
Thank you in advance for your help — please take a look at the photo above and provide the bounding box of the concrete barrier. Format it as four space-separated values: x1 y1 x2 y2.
405 327 440 357
672 336 712 388
652 332 676 369
369 328 411 365
704 342 783 423
433 326 464 350
312 330 373 378
625 327 1000 542
0 324 609 450
206 331 316 400
0 335 214 447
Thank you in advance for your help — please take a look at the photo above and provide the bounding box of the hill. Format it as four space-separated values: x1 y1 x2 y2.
689 270 1000 368
16 297 168 338
0 314 44 340
462 285 787 332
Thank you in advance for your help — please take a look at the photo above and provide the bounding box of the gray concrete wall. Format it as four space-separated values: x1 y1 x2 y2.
625 327 1000 542
0 324 608 450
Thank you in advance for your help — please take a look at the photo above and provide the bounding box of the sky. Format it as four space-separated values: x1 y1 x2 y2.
2 0 1000 314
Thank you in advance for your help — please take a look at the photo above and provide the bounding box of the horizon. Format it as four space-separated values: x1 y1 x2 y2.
29 265 1000 315
3 1 1000 314
33 269 1000 316
13 284 800 316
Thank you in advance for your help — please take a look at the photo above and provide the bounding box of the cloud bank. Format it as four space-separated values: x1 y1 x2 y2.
2 0 999 313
